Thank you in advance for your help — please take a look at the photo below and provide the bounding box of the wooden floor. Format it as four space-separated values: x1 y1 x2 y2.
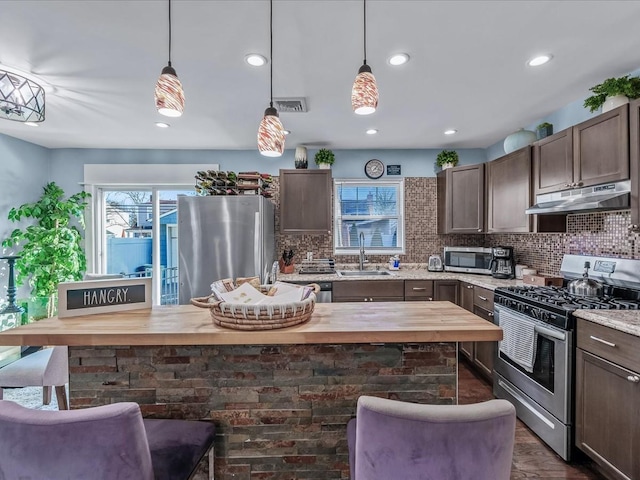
458 360 605 480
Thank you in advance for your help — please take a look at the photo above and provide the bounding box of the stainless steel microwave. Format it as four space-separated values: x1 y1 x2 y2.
443 246 493 275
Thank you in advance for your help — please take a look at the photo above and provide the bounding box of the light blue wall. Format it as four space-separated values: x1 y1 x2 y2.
49 147 487 195
486 66 640 161
0 133 51 297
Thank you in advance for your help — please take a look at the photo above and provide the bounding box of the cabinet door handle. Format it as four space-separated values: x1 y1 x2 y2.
589 335 616 347
412 287 426 291
466 285 473 289
627 375 640 383
487 312 494 317
428 297 433 301
477 295 488 301
363 298 368 302
477 229 482 232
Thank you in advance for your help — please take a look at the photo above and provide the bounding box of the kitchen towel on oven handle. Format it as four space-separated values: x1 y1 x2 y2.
498 308 538 373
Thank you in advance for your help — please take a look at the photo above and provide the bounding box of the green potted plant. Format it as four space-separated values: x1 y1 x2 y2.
314 148 335 169
436 150 459 170
2 182 90 319
583 74 640 113
536 122 553 140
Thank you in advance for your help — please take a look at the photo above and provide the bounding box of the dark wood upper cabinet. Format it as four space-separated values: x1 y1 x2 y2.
573 104 629 188
437 164 485 234
533 105 630 196
279 169 332 235
486 146 532 233
630 98 640 231
533 128 574 195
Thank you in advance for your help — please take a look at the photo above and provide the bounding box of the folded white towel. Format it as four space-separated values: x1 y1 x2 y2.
499 309 538 373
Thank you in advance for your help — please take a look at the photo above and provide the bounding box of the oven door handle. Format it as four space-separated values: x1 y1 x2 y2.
534 324 566 341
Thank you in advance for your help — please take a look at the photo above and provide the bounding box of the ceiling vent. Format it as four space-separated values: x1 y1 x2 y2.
273 97 308 113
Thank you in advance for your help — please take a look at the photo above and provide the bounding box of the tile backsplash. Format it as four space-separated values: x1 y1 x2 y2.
273 176 638 275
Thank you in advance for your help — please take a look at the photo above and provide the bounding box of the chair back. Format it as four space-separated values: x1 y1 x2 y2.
0 400 154 480
353 396 516 480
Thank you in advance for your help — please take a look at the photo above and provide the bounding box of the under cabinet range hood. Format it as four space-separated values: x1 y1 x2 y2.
525 180 631 215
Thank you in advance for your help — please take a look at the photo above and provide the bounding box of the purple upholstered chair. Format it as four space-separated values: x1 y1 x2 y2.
0 400 216 480
347 396 516 480
0 346 69 409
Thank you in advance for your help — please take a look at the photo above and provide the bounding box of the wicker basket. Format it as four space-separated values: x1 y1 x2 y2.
191 283 319 330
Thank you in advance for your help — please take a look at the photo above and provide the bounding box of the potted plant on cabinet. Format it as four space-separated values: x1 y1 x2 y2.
536 122 554 139
314 148 335 169
583 74 640 113
436 150 459 170
2 182 90 319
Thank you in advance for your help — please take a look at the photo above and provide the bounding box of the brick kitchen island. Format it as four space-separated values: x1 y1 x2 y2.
0 301 502 480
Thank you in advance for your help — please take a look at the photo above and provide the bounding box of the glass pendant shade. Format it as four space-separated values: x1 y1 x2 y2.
0 70 45 123
155 65 184 117
351 64 378 115
258 106 285 157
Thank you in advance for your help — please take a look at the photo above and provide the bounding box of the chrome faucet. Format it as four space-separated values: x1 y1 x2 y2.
358 232 368 270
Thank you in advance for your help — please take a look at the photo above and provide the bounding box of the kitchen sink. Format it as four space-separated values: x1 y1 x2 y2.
336 270 394 277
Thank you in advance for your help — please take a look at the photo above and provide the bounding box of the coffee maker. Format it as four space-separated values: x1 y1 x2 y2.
490 246 515 279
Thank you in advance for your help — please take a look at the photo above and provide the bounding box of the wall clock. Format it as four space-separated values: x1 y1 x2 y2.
364 159 384 179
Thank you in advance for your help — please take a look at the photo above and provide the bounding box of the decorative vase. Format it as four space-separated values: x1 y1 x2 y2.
504 128 537 154
441 162 455 170
602 94 629 113
318 163 331 169
536 125 553 140
294 146 308 169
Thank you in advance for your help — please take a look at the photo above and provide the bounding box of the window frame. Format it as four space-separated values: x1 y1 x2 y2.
333 178 405 256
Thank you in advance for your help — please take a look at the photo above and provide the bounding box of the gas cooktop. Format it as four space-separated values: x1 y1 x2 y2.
499 285 640 310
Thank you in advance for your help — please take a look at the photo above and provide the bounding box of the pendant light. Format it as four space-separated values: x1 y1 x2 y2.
257 0 285 157
351 0 378 115
155 0 185 117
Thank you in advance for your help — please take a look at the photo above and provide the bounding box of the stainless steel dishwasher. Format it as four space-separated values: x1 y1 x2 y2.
313 282 332 303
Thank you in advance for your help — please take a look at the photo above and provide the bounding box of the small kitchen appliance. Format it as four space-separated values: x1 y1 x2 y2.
492 254 640 461
490 246 515 279
427 255 443 272
443 246 493 275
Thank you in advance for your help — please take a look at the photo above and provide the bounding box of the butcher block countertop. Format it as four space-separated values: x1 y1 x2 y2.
0 301 502 347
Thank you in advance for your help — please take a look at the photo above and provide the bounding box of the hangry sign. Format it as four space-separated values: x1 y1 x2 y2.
58 277 152 318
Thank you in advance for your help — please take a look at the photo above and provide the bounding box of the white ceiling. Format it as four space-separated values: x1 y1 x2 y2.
1 0 640 151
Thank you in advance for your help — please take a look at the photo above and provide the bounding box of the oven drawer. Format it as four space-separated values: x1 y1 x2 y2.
577 319 640 373
473 286 494 309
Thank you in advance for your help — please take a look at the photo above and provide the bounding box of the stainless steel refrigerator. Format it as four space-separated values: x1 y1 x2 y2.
177 195 275 304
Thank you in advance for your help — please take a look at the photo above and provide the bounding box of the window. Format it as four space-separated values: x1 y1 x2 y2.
333 179 404 255
84 164 218 305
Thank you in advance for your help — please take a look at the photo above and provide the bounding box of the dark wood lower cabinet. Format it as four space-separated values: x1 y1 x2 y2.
576 319 640 480
472 306 495 379
332 280 404 302
457 281 495 380
434 280 459 303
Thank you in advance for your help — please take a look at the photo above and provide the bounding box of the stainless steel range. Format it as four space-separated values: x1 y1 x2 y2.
492 254 640 461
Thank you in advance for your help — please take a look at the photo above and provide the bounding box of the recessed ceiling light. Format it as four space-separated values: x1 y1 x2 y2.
155 122 170 128
24 122 40 127
283 129 291 135
444 129 457 135
366 129 378 135
388 53 410 66
527 54 553 67
245 54 267 67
